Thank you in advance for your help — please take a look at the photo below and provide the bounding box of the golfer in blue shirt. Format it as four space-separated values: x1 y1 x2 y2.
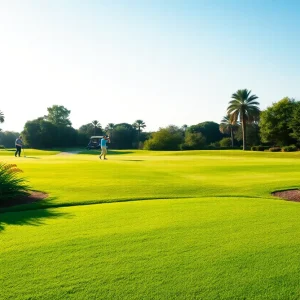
99 135 110 160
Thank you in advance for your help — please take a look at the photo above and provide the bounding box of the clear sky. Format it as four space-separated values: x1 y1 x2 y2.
0 0 299 132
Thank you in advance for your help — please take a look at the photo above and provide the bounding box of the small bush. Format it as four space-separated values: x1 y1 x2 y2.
0 163 30 202
0 145 5 149
180 143 192 150
205 145 217 150
282 145 298 152
219 138 232 148
251 146 265 151
261 146 271 151
210 141 220 148
269 147 281 152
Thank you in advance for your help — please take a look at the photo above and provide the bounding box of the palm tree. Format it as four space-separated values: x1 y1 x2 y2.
181 124 188 135
91 120 102 135
0 111 4 124
133 120 146 142
105 123 115 139
219 115 239 148
227 89 260 150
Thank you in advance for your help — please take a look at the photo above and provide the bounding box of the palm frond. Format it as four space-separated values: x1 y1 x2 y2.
248 95 259 102
0 163 30 201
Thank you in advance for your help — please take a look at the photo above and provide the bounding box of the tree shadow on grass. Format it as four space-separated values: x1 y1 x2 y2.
0 197 71 232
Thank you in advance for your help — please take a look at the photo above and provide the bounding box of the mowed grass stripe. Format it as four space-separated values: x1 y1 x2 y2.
2 198 300 299
2 150 300 299
1 150 300 211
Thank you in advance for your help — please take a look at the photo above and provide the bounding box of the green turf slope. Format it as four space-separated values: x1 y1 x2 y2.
1 150 300 299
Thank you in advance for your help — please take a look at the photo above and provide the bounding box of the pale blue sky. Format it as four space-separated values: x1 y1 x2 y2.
0 0 299 132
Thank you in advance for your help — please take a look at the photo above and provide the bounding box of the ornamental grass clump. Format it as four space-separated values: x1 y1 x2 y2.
0 163 30 201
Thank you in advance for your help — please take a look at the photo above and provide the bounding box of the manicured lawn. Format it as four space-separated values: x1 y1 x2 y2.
0 149 60 156
1 150 300 299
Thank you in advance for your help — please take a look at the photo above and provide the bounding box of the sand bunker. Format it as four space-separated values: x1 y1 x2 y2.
272 189 300 202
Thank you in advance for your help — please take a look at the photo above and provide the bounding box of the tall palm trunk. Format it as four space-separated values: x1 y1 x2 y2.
241 110 246 150
137 127 141 149
230 127 234 148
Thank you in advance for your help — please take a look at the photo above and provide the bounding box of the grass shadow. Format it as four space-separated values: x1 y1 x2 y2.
0 208 69 232
0 196 71 232
120 159 145 162
78 150 135 155
107 150 135 155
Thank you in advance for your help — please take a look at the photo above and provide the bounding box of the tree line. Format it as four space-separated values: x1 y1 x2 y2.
0 89 300 150
0 105 149 149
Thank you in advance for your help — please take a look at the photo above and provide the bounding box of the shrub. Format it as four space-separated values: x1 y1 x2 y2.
180 132 206 150
269 147 281 152
203 145 240 150
210 141 220 148
0 145 5 149
219 138 232 148
205 145 217 150
261 146 271 151
251 146 265 151
0 163 30 202
282 145 298 152
144 126 184 150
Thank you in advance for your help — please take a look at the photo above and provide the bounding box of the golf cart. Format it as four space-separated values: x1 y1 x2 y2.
86 136 103 150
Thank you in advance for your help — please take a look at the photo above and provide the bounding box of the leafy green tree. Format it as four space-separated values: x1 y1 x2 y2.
44 105 72 127
235 123 261 147
57 126 78 147
219 115 239 147
77 123 95 146
181 132 206 150
91 120 102 136
259 97 297 146
23 117 78 148
227 89 260 150
0 131 20 148
289 101 300 143
144 125 183 150
23 118 57 148
188 121 222 145
112 123 136 149
137 131 151 149
78 123 94 137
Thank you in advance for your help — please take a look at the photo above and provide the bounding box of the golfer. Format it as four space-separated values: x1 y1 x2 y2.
99 135 110 160
15 135 23 157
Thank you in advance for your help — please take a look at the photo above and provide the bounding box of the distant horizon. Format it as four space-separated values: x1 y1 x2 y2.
1 0 299 133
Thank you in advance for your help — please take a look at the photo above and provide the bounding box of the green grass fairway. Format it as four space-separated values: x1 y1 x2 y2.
0 148 60 156
1 150 300 299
